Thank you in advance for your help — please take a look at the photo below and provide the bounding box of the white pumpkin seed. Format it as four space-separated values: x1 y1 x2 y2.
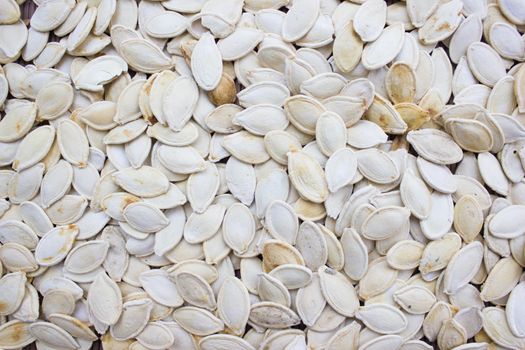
356 303 408 334
318 266 359 317
87 271 122 325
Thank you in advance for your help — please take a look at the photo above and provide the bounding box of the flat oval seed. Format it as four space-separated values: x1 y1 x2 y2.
64 240 109 274
480 257 521 302
445 118 493 153
173 271 216 310
325 148 357 193
120 38 173 73
173 306 224 336
393 285 436 314
296 221 328 271
359 258 398 300
157 145 206 174
217 276 250 336
57 119 89 167
113 166 169 198
199 334 255 350
506 281 525 337
187 162 220 213
315 112 347 157
443 241 484 294
0 320 35 349
163 76 199 131
400 169 431 219
87 272 122 325
222 131 269 165
233 104 288 136
341 228 368 281
262 240 305 272
482 307 525 349
490 22 525 61
0 272 26 316
249 302 301 329
0 243 38 272
223 203 255 254
356 304 408 334
418 0 463 44
467 42 506 87
281 0 319 42
406 129 463 165
225 157 256 205
184 204 225 244
318 266 359 317
123 202 169 233
29 321 79 350
386 62 416 104
0 102 37 142
362 206 410 241
353 0 387 42
478 152 509 196
287 150 328 203
12 125 55 171
357 149 400 184
489 205 525 239
34 225 79 266
191 32 223 91
416 157 457 194
30 0 75 31
333 21 363 73
362 23 405 70
386 240 424 270
453 195 483 242
136 322 174 350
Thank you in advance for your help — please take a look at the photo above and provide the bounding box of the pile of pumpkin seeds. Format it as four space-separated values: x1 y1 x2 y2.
1 0 525 349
